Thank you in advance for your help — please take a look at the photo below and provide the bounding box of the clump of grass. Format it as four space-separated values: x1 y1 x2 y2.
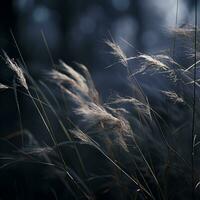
1 12 200 200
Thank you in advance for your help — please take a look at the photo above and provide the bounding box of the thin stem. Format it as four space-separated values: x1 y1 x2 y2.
171 0 179 59
13 78 24 145
192 0 198 198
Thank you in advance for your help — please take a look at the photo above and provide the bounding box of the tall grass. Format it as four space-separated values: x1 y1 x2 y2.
0 3 199 200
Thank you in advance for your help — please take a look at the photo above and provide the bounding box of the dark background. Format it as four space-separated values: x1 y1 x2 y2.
0 0 196 97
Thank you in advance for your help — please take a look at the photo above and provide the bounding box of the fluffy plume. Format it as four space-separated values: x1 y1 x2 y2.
49 62 99 104
138 54 169 70
4 52 28 90
0 83 9 90
59 60 89 94
108 96 151 117
171 27 196 37
161 90 184 104
70 129 92 144
75 102 121 129
106 40 128 66
75 63 99 103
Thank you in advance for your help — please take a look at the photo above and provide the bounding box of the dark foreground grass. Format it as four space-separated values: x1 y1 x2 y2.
0 25 200 199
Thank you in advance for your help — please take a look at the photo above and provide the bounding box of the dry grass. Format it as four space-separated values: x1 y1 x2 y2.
1 26 200 200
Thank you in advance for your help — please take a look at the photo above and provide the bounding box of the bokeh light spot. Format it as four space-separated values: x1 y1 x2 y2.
112 0 130 12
